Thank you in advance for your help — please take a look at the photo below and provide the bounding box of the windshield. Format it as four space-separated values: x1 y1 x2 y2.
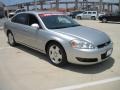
39 14 80 29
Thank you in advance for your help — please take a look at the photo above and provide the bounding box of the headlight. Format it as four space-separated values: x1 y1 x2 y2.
70 39 95 49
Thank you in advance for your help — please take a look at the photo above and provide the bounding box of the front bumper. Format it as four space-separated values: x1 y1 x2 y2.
65 43 113 65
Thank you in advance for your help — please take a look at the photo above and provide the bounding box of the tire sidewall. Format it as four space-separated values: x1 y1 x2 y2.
78 16 81 20
102 18 107 23
91 16 96 20
47 43 67 67
8 32 16 46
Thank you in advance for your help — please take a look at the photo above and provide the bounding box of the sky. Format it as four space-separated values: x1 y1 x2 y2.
1 0 33 5
1 0 119 5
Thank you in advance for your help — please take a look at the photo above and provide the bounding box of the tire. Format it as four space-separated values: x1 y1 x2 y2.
47 42 67 67
7 32 16 46
77 16 81 20
102 18 107 23
91 16 96 20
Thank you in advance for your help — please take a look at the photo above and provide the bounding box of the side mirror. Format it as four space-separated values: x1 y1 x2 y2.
31 23 39 29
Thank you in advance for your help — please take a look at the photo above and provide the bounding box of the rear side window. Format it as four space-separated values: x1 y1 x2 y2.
88 12 91 14
93 12 96 14
11 14 28 25
28 14 42 29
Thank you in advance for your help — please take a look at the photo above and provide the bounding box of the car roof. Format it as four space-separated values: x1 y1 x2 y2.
19 11 64 15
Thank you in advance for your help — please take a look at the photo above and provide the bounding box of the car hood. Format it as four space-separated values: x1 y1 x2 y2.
53 26 110 45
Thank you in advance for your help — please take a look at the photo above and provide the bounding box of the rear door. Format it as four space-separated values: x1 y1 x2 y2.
11 13 39 48
10 13 29 43
82 11 87 19
20 14 40 48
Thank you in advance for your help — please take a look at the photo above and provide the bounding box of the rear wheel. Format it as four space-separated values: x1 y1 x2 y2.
102 18 107 23
47 43 67 67
7 32 16 46
91 16 96 20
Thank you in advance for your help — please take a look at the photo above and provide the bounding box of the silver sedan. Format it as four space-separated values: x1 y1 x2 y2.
4 11 113 66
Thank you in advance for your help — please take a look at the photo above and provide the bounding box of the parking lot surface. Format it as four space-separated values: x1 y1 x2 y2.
0 19 120 90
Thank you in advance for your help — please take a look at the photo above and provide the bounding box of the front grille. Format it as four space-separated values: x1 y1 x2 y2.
97 41 111 48
76 57 98 62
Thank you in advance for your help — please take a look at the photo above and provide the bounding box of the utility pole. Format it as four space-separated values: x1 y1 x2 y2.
56 0 59 10
83 0 87 10
40 0 44 10
119 0 120 13
34 0 37 11
99 0 103 12
75 0 78 10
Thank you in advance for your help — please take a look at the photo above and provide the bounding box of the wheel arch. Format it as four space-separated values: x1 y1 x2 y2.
45 40 66 54
6 29 12 37
45 40 68 66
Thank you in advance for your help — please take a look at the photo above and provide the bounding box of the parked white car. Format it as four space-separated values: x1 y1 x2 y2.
76 11 98 20
8 9 26 18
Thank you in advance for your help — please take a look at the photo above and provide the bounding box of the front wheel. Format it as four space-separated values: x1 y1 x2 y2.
47 43 67 67
76 16 81 20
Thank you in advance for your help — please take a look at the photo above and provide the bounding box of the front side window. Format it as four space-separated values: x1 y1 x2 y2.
83 12 87 14
28 14 40 26
11 14 28 25
28 14 42 29
39 14 80 29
